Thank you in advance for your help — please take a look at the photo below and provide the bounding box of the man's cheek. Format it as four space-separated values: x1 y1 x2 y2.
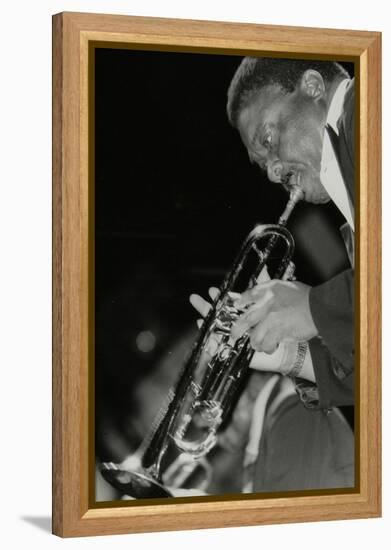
281 125 309 160
278 135 299 162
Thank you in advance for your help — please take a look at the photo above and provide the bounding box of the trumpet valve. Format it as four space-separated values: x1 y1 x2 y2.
199 402 223 425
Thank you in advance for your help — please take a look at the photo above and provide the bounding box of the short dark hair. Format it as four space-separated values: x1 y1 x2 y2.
227 57 349 127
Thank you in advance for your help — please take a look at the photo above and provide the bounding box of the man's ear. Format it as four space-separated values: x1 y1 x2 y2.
299 70 325 100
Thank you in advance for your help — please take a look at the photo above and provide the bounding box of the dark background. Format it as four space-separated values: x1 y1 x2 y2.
94 48 354 463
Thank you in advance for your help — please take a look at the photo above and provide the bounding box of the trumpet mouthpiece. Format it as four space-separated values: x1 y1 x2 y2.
289 186 305 204
278 186 304 226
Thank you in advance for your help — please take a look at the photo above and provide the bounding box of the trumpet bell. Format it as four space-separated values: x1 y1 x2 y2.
100 462 172 499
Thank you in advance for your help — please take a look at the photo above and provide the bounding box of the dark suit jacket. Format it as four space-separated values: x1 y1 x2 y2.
252 392 354 492
298 80 355 409
217 373 354 493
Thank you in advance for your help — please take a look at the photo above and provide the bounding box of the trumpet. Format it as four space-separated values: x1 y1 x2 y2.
101 185 304 499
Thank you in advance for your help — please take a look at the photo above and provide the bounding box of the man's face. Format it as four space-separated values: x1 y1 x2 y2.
237 78 330 204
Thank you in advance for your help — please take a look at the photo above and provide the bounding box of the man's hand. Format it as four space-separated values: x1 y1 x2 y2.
231 280 318 354
189 286 307 375
189 287 219 327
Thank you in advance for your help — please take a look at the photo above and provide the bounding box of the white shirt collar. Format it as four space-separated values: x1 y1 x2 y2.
326 78 351 132
320 79 354 230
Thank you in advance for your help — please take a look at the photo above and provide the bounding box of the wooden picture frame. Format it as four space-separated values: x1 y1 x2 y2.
52 11 381 537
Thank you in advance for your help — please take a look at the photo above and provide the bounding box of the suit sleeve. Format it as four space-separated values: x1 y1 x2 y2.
310 269 354 373
294 270 354 409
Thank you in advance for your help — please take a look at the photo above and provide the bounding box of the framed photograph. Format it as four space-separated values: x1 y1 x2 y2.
52 12 381 537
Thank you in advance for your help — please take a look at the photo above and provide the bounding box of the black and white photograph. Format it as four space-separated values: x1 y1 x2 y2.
94 47 356 503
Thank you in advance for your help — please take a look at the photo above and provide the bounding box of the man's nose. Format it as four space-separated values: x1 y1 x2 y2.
267 159 284 183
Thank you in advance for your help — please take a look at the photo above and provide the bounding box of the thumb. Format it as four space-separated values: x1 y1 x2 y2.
189 294 212 318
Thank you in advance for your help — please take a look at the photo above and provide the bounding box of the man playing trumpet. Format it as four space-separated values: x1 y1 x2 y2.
192 57 355 411
190 56 355 492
